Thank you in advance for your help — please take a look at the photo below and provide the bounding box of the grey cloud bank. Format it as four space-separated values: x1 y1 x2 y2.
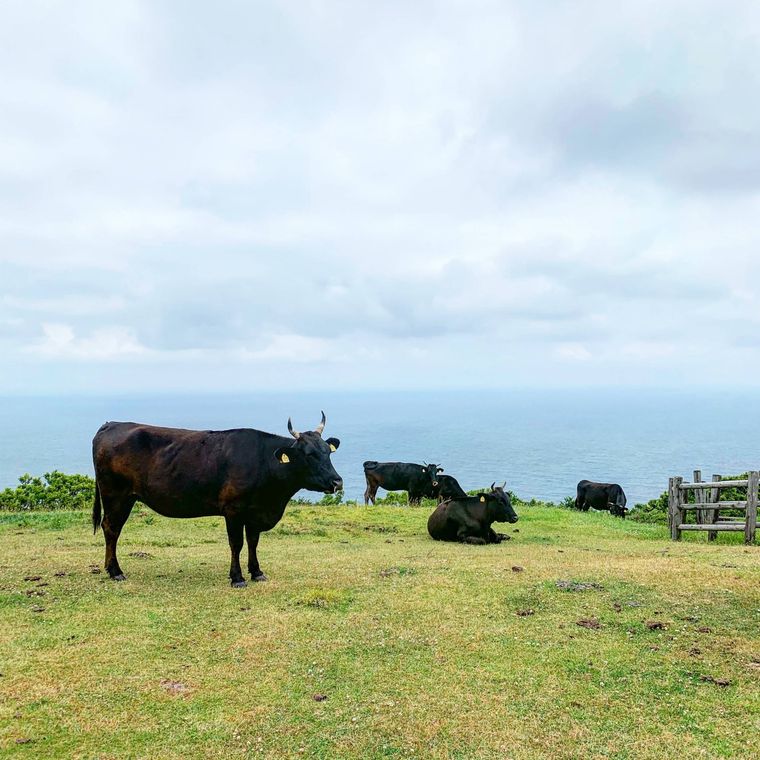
1 1 760 393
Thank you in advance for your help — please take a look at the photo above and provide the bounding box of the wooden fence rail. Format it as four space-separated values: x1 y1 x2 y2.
668 470 757 544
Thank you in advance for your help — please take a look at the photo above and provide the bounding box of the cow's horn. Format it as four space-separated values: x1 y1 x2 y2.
315 410 326 435
287 418 300 439
490 482 495 490
501 481 506 489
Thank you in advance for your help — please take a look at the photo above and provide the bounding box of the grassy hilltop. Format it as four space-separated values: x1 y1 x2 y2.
0 504 758 759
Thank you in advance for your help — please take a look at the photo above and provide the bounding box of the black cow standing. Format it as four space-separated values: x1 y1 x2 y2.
427 483 518 544
433 474 468 504
92 412 342 587
363 461 442 505
575 480 627 518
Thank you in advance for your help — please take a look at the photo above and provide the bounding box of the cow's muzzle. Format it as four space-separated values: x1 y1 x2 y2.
329 478 343 493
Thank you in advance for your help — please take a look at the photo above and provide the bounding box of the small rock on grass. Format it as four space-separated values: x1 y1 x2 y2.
312 693 328 702
576 618 602 629
511 565 524 572
646 620 667 630
699 675 731 687
516 609 535 617
23 575 41 581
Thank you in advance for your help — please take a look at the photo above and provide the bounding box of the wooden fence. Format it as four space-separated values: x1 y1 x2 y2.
668 470 757 544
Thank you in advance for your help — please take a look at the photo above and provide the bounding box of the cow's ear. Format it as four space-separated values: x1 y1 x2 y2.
274 446 297 464
437 467 444 473
326 437 340 452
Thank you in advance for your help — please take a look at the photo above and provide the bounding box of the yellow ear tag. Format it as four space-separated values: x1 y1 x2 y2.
329 443 337 452
281 453 290 463
480 496 486 502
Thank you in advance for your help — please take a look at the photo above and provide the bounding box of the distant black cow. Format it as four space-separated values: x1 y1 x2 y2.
575 480 627 518
363 461 442 505
427 483 518 544
432 474 467 503
92 412 342 587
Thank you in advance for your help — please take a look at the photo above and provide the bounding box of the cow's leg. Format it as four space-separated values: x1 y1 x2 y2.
245 523 267 582
101 495 135 581
364 477 375 505
225 516 246 588
487 527 509 543
457 523 486 545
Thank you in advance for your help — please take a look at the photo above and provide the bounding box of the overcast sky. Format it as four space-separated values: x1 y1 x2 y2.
1 1 759 393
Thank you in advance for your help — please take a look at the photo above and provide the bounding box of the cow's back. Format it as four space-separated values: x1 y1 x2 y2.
364 461 420 491
578 481 619 510
92 422 280 516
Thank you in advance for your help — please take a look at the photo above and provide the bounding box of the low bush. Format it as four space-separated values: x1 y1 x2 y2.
0 471 96 512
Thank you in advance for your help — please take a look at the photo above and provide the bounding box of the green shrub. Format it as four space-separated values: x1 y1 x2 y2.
318 490 344 506
0 471 96 512
629 491 669 524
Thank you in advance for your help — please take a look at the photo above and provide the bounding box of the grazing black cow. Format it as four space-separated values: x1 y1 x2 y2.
575 480 627 518
427 483 518 544
363 461 442 505
92 412 342 587
433 474 468 503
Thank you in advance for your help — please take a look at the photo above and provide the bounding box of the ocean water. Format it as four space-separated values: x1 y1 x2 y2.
1 389 759 507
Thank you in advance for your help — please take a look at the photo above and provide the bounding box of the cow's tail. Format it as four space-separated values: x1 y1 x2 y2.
92 479 103 534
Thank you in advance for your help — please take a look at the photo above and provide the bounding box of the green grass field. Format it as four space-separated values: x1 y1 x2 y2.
1 504 758 759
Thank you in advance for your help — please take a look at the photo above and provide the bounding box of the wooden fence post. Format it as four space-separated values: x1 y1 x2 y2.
669 476 683 541
708 474 720 542
693 470 703 525
746 471 758 544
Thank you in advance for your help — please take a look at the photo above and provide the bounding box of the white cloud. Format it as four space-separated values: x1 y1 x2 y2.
29 324 148 360
1 1 759 391
556 343 593 362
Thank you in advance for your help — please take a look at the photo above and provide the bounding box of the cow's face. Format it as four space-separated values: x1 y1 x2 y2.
609 486 627 517
423 463 442 489
489 484 518 523
274 413 343 494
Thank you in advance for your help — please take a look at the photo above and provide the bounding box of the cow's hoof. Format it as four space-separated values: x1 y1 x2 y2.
252 573 268 582
111 573 127 581
231 580 247 588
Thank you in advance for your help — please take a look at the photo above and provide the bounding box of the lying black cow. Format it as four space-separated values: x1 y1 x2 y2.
433 474 467 503
575 480 627 518
363 461 442 505
92 412 342 586
427 483 518 543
